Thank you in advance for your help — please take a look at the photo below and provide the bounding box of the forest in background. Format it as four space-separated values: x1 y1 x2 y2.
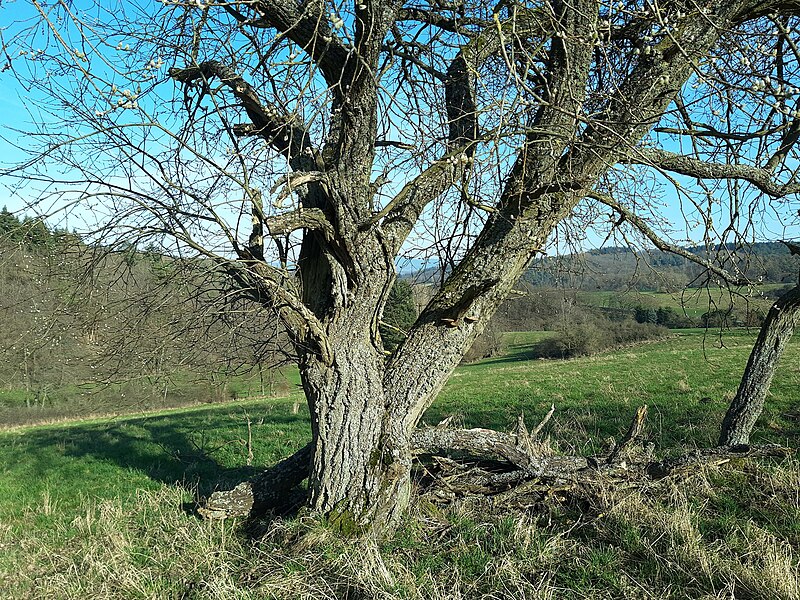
0 206 795 421
0 207 296 421
522 242 800 290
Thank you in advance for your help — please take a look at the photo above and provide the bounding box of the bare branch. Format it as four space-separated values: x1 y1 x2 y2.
168 61 315 162
625 148 800 198
378 7 546 247
588 190 753 286
227 0 350 89
375 139 416 150
385 0 600 432
529 404 555 440
396 7 491 33
224 260 333 364
382 44 448 80
765 116 800 171
653 123 786 142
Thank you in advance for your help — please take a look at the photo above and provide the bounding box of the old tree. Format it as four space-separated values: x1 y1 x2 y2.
6 0 800 532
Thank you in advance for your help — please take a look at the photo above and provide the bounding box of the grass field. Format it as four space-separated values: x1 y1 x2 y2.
435 329 799 450
0 366 302 428
578 285 785 319
1 330 799 598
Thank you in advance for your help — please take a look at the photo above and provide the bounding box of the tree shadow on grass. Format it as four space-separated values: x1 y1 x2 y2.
460 341 565 368
7 402 312 512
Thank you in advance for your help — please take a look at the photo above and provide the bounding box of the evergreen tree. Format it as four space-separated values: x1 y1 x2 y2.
380 280 417 353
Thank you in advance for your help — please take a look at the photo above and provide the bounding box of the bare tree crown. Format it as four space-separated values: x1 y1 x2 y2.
4 0 800 531
4 0 800 363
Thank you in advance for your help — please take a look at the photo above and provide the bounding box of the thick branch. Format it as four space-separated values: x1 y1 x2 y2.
445 53 478 151
396 7 491 33
169 61 339 313
568 1 756 174
265 208 335 240
646 444 794 479
606 405 647 465
384 0 599 431
227 0 350 89
374 152 465 243
379 9 548 249
589 191 752 286
732 0 800 23
625 148 800 198
169 61 314 162
375 139 416 150
766 116 800 171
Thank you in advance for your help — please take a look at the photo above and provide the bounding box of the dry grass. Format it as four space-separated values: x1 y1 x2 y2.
3 459 799 599
589 460 800 600
2 331 797 598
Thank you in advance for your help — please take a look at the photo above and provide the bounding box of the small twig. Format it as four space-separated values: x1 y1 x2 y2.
435 415 456 429
607 405 648 465
245 411 254 467
515 413 532 453
530 404 555 440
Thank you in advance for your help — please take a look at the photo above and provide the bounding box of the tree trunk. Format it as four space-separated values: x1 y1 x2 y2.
719 284 800 446
301 303 412 535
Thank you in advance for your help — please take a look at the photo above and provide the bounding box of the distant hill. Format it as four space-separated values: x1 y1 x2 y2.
0 209 292 421
522 242 799 292
402 241 799 292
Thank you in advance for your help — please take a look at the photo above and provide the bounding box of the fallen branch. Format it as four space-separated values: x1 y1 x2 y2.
645 444 793 479
411 426 587 476
416 442 793 509
198 442 313 520
198 409 794 519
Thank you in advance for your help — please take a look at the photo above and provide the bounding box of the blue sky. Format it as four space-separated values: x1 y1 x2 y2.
0 0 797 252
0 0 50 213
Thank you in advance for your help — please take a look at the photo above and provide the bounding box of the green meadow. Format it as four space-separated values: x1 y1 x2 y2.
1 330 799 598
578 286 784 319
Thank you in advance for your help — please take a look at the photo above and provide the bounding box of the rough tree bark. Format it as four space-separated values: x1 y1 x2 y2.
719 283 800 446
300 295 414 531
198 443 313 520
